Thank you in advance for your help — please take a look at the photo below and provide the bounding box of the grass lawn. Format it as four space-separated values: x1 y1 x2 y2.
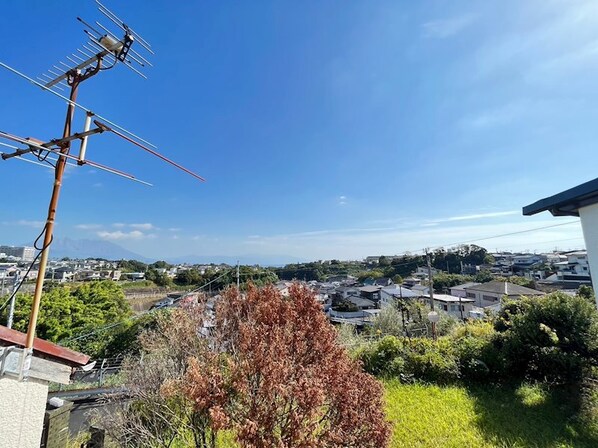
385 380 598 448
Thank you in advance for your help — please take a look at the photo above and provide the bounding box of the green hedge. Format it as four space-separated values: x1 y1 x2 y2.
359 293 598 385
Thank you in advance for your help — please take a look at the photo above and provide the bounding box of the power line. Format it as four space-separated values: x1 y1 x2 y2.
59 267 237 344
439 221 579 248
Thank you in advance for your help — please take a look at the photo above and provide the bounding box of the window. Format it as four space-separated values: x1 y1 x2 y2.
483 295 497 302
466 292 476 298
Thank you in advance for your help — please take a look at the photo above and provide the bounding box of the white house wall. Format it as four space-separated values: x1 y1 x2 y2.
579 202 598 307
0 377 48 448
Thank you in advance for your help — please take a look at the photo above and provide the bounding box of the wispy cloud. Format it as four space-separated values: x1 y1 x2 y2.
338 195 347 206
130 223 155 230
242 219 583 260
2 219 46 228
97 230 156 240
111 222 155 230
459 101 530 130
443 210 519 222
75 223 102 230
422 14 476 39
471 2 598 79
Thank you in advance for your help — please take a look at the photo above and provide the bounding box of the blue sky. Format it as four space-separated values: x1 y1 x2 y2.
1 0 596 262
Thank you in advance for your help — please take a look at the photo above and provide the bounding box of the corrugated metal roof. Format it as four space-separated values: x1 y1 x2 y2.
0 325 89 367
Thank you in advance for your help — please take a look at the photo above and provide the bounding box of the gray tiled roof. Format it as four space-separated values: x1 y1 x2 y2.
464 281 544 296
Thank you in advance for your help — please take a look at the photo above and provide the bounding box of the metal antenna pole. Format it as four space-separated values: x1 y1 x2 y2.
24 75 81 351
7 270 20 329
236 261 240 289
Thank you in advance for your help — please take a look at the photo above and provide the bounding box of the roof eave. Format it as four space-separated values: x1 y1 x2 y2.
523 177 598 217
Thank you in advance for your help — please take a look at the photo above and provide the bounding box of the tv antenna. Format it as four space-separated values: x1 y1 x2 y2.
0 1 205 365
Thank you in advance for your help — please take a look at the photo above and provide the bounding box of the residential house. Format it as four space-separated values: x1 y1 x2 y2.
335 285 360 300
373 277 393 287
450 282 481 298
427 294 475 320
379 285 418 308
463 281 544 308
551 251 592 287
409 284 430 297
414 266 440 278
403 277 421 288
358 285 383 303
345 294 377 310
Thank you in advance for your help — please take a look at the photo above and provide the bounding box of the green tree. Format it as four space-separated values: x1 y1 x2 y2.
174 269 202 286
378 256 391 267
118 259 148 273
432 273 474 293
1 281 132 357
578 285 595 305
150 260 172 270
474 270 494 283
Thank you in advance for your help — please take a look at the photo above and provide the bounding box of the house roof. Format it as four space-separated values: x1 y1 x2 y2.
450 282 481 291
523 177 598 217
346 295 376 308
380 286 418 298
373 277 391 286
429 294 475 303
0 325 90 367
464 281 544 296
359 285 382 293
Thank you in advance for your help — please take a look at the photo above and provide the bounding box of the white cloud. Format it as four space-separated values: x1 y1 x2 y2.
98 230 148 240
443 210 519 222
168 227 181 232
422 14 476 39
130 223 155 230
111 222 155 230
338 195 347 206
75 223 102 230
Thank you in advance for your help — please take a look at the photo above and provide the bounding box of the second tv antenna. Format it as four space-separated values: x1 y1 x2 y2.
0 1 205 366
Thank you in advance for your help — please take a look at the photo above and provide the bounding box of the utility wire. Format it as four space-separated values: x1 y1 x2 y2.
59 267 237 344
0 225 52 313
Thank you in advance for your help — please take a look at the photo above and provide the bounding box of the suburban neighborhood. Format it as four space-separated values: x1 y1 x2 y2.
3 1 598 447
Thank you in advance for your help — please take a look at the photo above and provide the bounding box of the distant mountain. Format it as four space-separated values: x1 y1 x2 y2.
166 254 306 267
46 237 151 262
26 237 302 266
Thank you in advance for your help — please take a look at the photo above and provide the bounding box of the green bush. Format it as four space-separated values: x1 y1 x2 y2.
360 336 459 383
402 337 459 383
452 322 500 380
360 336 405 377
494 292 598 383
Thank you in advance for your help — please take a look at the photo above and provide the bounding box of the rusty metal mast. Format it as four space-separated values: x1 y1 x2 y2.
25 70 89 350
0 1 205 374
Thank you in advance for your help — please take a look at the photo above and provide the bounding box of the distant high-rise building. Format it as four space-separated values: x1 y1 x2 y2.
0 245 35 262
